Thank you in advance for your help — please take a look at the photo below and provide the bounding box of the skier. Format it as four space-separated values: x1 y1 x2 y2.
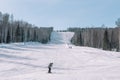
48 63 53 73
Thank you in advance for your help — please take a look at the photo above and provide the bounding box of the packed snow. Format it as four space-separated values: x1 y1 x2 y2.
0 32 120 80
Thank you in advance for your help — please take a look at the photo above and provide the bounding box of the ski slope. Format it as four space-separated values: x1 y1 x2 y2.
50 31 74 44
0 32 120 80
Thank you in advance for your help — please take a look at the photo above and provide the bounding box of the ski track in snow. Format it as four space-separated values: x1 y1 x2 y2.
0 32 120 80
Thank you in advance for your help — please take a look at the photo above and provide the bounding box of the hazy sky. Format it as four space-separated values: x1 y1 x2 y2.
0 0 120 30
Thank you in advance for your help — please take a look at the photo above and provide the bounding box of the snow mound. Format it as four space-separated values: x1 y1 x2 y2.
50 31 74 44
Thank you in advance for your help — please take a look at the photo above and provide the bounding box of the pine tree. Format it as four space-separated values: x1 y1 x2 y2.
76 32 80 46
15 24 21 42
79 32 83 46
33 30 37 41
103 29 111 50
27 29 30 41
21 28 24 42
6 29 11 43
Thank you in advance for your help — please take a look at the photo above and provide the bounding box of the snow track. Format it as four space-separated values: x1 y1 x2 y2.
0 32 120 80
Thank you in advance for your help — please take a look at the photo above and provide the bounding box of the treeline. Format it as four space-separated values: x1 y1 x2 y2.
68 24 120 52
0 12 53 44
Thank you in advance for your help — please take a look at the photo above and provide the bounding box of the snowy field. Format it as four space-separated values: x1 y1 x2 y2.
0 32 120 80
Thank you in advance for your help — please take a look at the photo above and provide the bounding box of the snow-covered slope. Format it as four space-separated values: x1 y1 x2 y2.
0 32 120 80
50 31 74 44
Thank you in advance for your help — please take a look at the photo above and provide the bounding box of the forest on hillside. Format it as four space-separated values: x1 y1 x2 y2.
0 12 53 44
68 20 120 51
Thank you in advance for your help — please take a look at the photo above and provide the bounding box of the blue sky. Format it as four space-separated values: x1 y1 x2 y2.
0 0 120 30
